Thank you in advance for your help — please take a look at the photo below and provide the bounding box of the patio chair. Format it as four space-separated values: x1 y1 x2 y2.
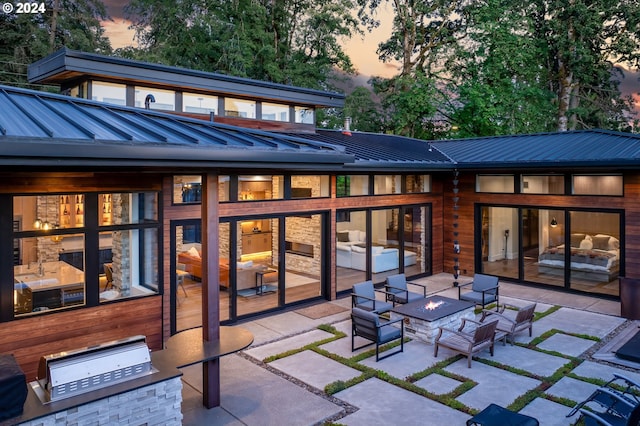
351 280 393 314
351 307 404 361
480 303 536 345
575 393 640 426
458 273 499 310
467 403 539 426
568 373 640 424
434 318 498 368
384 273 427 305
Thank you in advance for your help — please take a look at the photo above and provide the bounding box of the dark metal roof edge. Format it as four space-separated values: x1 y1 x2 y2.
430 128 640 145
28 48 345 106
0 137 354 164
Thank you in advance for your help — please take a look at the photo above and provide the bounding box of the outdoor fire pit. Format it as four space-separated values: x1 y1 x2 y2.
390 296 475 344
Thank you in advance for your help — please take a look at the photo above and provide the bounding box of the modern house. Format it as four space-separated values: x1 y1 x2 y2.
1 48 639 385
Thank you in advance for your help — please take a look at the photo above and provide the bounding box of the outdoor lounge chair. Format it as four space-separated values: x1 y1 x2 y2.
568 373 640 425
351 307 404 361
384 273 427 305
434 317 498 368
466 403 539 426
351 280 393 314
480 303 536 345
458 273 499 310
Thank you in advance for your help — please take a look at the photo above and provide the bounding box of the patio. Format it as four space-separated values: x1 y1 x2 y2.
180 274 637 426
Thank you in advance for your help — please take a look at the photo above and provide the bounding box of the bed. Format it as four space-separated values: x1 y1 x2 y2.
537 233 620 282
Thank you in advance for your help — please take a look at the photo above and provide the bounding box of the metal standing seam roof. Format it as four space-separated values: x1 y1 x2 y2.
286 129 454 169
430 130 640 168
0 84 354 168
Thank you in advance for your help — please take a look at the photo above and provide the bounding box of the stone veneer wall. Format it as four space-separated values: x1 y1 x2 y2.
18 377 183 426
283 215 321 275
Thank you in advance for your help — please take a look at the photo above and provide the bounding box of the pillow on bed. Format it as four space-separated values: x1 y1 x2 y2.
592 235 611 250
348 230 360 242
579 239 593 250
608 236 620 250
570 233 586 248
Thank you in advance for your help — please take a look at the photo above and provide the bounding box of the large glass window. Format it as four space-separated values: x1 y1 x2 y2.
225 98 256 118
14 235 85 316
236 218 279 316
262 102 289 122
91 82 126 106
406 175 431 193
173 175 202 204
567 211 620 295
295 106 314 124
291 176 329 198
476 175 515 193
183 93 217 115
285 215 322 304
11 192 160 317
479 205 621 297
572 175 623 196
336 175 369 197
238 175 284 200
135 86 175 111
336 210 367 291
403 206 429 276
521 175 564 194
374 175 401 195
480 206 519 280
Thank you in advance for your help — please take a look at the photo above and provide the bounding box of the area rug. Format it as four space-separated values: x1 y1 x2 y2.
295 303 348 320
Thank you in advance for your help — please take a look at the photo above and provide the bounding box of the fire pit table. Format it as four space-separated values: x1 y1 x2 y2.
390 296 475 344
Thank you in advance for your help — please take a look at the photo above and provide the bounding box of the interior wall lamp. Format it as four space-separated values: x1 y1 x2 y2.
144 94 156 109
550 217 558 228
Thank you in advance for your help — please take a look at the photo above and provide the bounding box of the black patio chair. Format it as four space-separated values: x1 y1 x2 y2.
351 280 393 314
384 273 427 305
567 373 640 426
467 403 539 426
458 273 499 310
351 307 404 361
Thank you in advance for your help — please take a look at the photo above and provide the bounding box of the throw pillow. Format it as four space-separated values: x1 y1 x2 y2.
579 239 593 250
348 230 360 242
337 231 349 242
592 235 610 250
187 246 201 258
608 236 620 250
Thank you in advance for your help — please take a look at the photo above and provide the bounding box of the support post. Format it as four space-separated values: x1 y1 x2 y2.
202 173 221 408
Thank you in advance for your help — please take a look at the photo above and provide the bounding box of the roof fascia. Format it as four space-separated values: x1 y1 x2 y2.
28 49 345 108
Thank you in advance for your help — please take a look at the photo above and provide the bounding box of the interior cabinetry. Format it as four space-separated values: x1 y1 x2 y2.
60 194 84 227
242 233 272 254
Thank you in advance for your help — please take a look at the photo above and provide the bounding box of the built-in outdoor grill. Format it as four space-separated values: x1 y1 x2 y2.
32 335 155 403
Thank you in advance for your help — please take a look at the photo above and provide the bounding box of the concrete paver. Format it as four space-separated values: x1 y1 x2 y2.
445 359 541 410
244 329 334 361
268 350 362 390
520 398 576 426
478 344 569 377
537 333 596 357
335 378 471 425
546 376 600 407
414 373 462 395
532 307 625 339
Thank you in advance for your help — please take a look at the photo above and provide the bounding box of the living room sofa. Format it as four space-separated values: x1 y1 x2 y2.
178 244 276 290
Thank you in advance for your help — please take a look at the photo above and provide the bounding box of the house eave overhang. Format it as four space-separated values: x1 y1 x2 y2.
27 48 345 108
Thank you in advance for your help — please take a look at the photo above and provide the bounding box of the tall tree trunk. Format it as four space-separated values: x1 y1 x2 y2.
568 82 580 130
49 0 60 53
557 59 572 132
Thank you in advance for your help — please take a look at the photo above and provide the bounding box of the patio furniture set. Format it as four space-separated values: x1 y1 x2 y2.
350 273 540 424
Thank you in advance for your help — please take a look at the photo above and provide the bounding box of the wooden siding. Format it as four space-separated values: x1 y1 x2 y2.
0 296 162 381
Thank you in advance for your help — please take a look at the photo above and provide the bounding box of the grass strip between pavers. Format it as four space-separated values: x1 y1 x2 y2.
260 304 602 420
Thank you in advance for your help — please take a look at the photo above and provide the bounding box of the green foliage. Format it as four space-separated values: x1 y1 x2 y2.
0 0 111 89
123 0 359 89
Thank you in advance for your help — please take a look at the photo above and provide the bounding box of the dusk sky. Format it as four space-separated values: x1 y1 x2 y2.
101 1 639 113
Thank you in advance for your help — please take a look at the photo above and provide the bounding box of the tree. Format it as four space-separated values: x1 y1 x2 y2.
0 0 111 89
123 0 360 90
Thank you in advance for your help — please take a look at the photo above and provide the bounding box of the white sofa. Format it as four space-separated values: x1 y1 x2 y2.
336 229 418 273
